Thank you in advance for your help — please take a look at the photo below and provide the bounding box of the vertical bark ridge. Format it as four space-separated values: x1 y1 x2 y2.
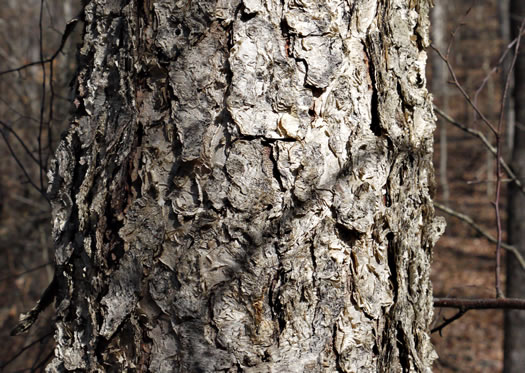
46 0 443 372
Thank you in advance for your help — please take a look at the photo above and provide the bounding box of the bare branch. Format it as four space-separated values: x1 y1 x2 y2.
431 309 467 336
434 202 525 270
0 331 54 370
434 107 525 194
444 7 472 59
432 296 525 335
474 28 525 107
435 297 525 310
0 16 80 77
0 120 41 165
431 45 498 135
0 127 48 200
0 262 50 283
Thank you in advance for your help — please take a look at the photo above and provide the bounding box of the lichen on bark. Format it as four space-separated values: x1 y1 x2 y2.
43 0 443 372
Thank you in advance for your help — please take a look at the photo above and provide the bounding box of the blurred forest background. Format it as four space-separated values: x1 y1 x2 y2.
0 0 518 372
0 1 80 371
429 1 515 372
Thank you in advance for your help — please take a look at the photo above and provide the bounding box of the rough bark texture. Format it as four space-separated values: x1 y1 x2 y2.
504 1 525 372
45 0 444 371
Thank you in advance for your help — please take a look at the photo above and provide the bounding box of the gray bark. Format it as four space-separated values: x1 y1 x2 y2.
43 0 443 372
504 2 525 372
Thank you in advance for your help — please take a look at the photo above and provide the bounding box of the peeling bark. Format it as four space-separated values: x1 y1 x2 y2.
44 0 443 372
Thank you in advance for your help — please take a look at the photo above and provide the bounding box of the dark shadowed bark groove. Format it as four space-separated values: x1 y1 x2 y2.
45 0 444 372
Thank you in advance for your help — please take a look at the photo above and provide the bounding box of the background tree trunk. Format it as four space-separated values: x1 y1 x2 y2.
45 0 443 371
499 0 516 156
504 1 525 372
430 0 450 204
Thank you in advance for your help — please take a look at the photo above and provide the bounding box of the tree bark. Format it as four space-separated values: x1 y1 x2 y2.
43 0 444 371
504 2 525 372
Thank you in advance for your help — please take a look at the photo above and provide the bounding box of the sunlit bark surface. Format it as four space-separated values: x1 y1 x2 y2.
46 0 444 371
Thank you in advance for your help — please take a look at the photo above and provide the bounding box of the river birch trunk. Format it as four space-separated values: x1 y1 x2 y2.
42 0 444 371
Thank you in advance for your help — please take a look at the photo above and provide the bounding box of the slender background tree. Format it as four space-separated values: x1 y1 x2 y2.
504 1 525 372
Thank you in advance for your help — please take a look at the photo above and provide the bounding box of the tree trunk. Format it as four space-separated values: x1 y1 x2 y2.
504 2 525 372
498 0 516 156
430 0 449 204
43 0 443 371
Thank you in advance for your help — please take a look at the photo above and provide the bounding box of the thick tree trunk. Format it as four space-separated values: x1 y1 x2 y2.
504 2 525 372
43 0 443 371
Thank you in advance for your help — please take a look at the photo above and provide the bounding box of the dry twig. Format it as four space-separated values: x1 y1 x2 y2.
434 202 525 270
434 107 525 194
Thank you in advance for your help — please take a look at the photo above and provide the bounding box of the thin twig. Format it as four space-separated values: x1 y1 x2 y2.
434 107 525 194
0 128 47 200
0 9 81 203
0 331 54 370
493 18 525 298
474 29 525 107
0 120 41 165
0 263 50 283
432 309 467 336
31 349 54 373
0 16 81 78
444 7 472 59
0 96 40 124
432 45 498 135
466 178 512 185
434 202 525 270
0 60 53 78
